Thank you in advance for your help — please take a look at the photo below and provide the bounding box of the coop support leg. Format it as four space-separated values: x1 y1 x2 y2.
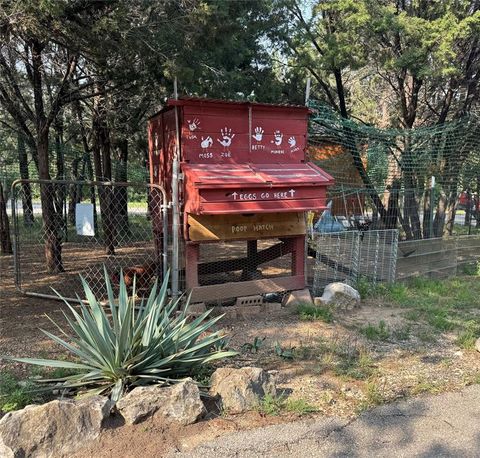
247 240 258 272
185 243 199 288
292 235 305 278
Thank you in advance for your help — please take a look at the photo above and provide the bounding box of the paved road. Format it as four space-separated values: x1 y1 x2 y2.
172 384 480 458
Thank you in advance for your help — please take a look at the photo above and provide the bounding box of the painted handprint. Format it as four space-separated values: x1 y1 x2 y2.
200 136 213 149
272 130 283 146
187 118 200 131
252 127 264 141
288 136 296 148
217 127 235 148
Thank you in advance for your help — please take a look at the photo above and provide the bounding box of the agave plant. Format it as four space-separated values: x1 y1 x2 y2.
9 269 236 402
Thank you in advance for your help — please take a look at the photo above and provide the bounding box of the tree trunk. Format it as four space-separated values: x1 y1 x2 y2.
92 89 115 255
113 138 130 239
17 134 34 225
0 182 12 255
68 157 83 225
37 133 64 273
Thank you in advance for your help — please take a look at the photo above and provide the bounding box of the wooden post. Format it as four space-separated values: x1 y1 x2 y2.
185 243 200 288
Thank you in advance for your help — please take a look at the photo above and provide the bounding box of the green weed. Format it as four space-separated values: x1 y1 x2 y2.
360 321 390 341
256 394 318 416
357 381 385 412
297 304 333 323
256 394 285 416
456 320 480 349
274 341 295 360
461 262 480 276
284 398 318 415
0 372 41 413
241 336 266 353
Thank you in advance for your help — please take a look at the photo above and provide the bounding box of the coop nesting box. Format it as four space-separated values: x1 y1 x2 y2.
148 97 334 302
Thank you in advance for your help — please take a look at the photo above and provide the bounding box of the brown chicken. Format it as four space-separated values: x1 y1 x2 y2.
111 261 159 289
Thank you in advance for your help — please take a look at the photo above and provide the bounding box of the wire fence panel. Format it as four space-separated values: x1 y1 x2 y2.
310 229 398 296
11 179 167 301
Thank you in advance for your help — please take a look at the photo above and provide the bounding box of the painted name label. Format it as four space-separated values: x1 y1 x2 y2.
232 223 275 234
230 189 296 201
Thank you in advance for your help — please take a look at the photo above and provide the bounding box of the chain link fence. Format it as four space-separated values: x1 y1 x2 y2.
309 229 399 296
10 179 167 301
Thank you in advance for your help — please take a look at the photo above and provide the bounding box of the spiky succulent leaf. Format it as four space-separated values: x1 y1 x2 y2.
5 270 236 401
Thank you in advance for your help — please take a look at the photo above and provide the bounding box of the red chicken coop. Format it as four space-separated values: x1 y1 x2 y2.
148 97 333 303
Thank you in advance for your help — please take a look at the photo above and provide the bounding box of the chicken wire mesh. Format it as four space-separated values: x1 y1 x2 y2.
309 229 398 297
308 101 480 240
10 179 167 301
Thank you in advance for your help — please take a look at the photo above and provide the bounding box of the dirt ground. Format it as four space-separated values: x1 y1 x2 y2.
2 254 480 457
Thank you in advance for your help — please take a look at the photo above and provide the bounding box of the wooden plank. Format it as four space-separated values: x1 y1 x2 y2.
188 212 305 242
189 275 305 302
399 265 457 280
397 256 457 278
398 238 457 258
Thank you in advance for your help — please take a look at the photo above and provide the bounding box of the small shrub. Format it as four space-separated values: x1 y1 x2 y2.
256 394 285 416
297 304 333 323
461 262 480 276
360 321 390 341
5 270 237 402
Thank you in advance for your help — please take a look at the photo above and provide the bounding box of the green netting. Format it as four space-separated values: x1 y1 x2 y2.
308 101 480 239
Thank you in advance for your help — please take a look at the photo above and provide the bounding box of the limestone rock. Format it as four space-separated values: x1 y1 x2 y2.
282 288 313 308
0 396 111 458
116 378 205 425
321 282 361 310
210 367 276 414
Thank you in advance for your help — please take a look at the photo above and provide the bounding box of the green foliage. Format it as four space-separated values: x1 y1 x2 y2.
297 304 333 323
358 381 385 412
0 372 40 413
273 341 295 360
284 397 319 415
256 394 318 416
6 270 237 402
360 321 390 341
456 320 480 350
256 393 285 416
461 262 480 277
378 276 480 337
241 336 266 354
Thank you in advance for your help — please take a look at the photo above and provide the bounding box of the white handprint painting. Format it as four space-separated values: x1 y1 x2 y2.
288 137 296 148
272 130 283 146
200 136 213 149
252 127 264 141
217 127 235 148
187 118 200 131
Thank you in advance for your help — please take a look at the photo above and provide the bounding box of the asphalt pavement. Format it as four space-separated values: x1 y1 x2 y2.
171 384 480 458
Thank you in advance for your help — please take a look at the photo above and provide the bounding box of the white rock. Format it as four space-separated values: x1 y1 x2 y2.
320 282 361 310
0 396 111 458
210 367 276 414
475 337 480 353
116 378 205 425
